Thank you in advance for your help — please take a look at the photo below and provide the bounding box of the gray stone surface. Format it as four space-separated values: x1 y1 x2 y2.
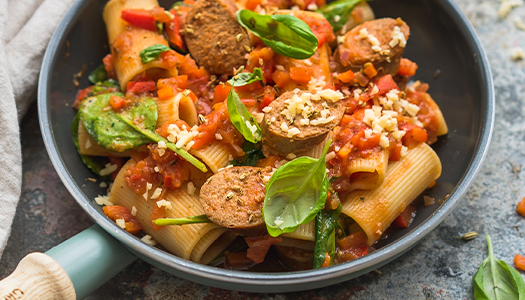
1 0 525 298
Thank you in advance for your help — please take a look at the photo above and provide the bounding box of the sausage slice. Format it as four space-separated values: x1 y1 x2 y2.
336 18 410 77
183 0 251 75
200 166 271 235
261 89 345 156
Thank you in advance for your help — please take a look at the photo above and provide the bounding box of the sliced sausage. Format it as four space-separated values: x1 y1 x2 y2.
182 0 251 75
275 245 313 271
261 90 345 156
199 166 271 235
335 18 410 77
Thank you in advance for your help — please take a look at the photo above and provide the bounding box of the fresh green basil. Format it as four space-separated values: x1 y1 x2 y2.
71 112 104 175
139 44 171 64
313 202 342 268
473 235 525 299
317 0 367 32
263 140 331 237
115 114 207 172
79 93 155 152
88 64 108 84
236 10 318 59
154 214 211 226
227 68 264 87
228 140 264 167
226 89 262 143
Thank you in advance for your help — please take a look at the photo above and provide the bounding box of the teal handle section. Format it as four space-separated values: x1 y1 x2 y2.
46 225 137 299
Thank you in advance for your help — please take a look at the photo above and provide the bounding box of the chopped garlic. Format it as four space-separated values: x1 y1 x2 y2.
156 199 172 209
151 188 162 200
187 182 196 196
94 194 113 206
141 235 157 246
99 163 118 176
116 219 126 229
131 206 137 216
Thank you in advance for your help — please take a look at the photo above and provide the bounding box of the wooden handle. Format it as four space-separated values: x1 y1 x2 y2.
0 252 76 300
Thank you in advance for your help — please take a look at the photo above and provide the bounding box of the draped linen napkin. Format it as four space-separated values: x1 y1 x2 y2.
0 0 76 258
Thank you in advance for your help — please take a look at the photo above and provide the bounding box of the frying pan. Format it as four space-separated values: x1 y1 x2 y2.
0 0 494 298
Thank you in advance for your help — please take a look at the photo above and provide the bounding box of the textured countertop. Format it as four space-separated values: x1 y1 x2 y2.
1 0 524 299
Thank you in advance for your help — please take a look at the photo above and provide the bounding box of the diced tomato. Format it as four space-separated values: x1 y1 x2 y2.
73 86 92 109
364 64 378 78
336 70 355 84
102 54 116 80
109 95 126 111
246 47 275 84
157 75 188 91
157 86 175 100
192 103 228 149
163 160 189 190
165 10 186 50
389 141 402 161
246 0 262 10
394 205 417 228
127 80 157 93
321 253 331 268
121 9 156 31
150 204 166 231
259 85 276 110
375 74 399 94
124 156 160 194
272 70 292 89
151 7 170 23
337 231 369 262
225 251 255 268
103 205 142 234
292 11 335 46
515 254 525 271
159 50 183 68
517 197 525 217
399 122 428 148
398 58 418 77
255 155 282 168
245 234 282 264
156 119 190 138
354 71 369 87
290 67 313 85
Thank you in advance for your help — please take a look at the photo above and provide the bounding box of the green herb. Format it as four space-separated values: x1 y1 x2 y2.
79 93 154 152
313 202 342 268
139 44 171 64
227 89 262 143
115 114 207 172
236 10 318 59
227 67 264 87
88 79 120 97
88 64 108 84
228 141 265 167
263 140 331 237
170 1 189 9
473 235 525 299
154 214 211 226
156 21 164 34
317 0 367 32
71 112 105 174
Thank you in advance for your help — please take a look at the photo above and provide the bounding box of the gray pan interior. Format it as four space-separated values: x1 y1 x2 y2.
38 0 494 293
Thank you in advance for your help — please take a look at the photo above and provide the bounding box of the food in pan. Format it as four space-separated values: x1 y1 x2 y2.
72 0 448 270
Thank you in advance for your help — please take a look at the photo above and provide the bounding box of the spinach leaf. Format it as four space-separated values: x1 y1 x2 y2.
313 202 342 268
88 64 108 84
227 89 262 143
227 68 264 87
139 44 171 64
263 140 331 237
236 10 318 59
71 112 105 174
317 0 367 32
154 214 211 226
115 114 208 172
228 141 265 167
88 79 120 98
473 235 525 300
79 93 155 152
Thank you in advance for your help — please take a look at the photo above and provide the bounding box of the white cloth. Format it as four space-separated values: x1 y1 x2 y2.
0 0 76 258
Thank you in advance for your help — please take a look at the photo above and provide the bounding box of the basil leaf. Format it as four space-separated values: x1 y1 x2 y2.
228 140 265 167
71 112 104 174
473 235 525 300
154 214 211 226
88 64 108 84
115 114 207 172
236 10 318 59
79 93 155 152
263 140 331 237
313 202 342 268
227 68 264 87
226 89 262 143
317 0 367 32
139 44 171 64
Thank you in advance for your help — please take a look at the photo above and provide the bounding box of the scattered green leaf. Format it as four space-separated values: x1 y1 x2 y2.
227 89 262 143
228 141 265 167
154 214 211 226
227 67 264 87
263 140 331 237
473 235 525 300
236 10 318 59
139 44 171 64
313 202 342 268
88 64 108 84
317 0 368 32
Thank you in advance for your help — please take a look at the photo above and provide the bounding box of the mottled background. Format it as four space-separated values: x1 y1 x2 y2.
1 0 525 299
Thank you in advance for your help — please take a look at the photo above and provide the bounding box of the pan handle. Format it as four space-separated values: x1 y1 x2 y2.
0 225 136 300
